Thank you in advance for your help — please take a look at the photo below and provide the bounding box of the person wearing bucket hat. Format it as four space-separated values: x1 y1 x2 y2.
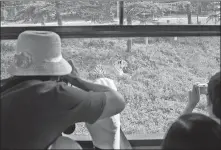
1 31 126 149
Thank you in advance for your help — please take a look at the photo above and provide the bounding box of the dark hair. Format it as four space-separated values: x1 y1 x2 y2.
162 113 221 150
208 72 221 119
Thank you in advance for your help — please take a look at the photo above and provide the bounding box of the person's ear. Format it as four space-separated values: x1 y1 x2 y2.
207 95 212 106
212 98 221 119
206 99 214 117
67 60 79 77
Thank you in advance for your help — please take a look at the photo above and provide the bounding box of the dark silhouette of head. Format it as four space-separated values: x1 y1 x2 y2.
207 72 220 119
162 113 221 150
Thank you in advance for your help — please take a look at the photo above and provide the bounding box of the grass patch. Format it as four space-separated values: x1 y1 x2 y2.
1 37 220 135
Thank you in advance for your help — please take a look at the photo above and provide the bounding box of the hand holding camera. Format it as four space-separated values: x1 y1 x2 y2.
197 83 208 95
60 60 90 91
188 83 208 108
67 60 80 78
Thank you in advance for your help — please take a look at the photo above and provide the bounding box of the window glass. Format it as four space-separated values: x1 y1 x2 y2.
1 0 118 27
124 0 220 25
1 0 220 27
1 36 220 135
1 0 220 137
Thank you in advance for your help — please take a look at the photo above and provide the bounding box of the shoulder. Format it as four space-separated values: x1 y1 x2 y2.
94 78 117 91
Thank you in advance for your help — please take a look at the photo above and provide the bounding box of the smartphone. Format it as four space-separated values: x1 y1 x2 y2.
198 83 208 95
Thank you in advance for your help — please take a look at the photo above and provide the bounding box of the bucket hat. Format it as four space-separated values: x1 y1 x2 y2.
7 30 72 76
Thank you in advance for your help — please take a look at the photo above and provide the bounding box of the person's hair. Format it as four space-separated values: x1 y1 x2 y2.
208 71 221 119
49 136 82 149
162 113 221 150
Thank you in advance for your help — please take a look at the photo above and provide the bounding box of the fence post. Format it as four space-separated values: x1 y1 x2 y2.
119 1 124 25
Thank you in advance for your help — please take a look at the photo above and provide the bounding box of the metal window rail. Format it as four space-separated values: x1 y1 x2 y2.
1 0 220 39
73 134 164 149
1 25 220 40
1 0 220 2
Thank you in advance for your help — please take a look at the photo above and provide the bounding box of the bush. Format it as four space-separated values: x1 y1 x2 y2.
1 41 16 52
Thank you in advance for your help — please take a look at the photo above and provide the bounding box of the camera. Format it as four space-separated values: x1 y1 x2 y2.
197 83 208 95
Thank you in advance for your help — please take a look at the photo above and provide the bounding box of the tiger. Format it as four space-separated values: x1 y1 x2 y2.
92 59 130 79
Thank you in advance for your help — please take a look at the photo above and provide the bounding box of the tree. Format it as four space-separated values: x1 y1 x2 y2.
14 0 77 26
196 1 200 24
1 7 7 21
186 3 192 24
12 0 117 25
14 1 53 25
76 0 115 23
55 1 62 26
167 1 193 24
124 1 165 52
1 1 24 21
206 2 220 24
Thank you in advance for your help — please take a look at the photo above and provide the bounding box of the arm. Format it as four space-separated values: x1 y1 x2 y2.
61 74 113 92
60 60 125 121
98 91 125 120
182 83 206 115
70 77 113 92
76 77 125 120
182 91 196 114
57 82 125 124
61 59 114 92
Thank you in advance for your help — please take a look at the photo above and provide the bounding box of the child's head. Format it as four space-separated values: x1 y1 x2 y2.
162 113 221 150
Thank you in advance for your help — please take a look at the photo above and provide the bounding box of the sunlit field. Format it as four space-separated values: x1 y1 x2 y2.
1 36 220 135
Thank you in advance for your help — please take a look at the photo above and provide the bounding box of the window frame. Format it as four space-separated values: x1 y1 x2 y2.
1 25 220 39
72 133 164 149
1 0 220 148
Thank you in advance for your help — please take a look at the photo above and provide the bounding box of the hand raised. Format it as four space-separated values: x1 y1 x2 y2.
67 60 80 78
60 60 79 84
188 83 201 107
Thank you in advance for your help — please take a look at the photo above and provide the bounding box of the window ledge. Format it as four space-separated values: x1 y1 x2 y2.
65 133 164 149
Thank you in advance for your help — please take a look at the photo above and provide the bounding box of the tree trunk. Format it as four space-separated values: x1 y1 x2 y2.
145 37 149 47
174 37 178 41
119 1 124 25
196 2 200 24
197 14 199 24
127 39 132 52
214 10 217 24
126 16 132 52
186 4 192 24
1 8 5 21
41 20 45 26
40 13 46 26
196 7 199 24
117 1 119 19
55 1 63 26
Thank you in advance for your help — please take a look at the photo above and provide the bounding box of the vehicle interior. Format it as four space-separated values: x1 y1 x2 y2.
1 0 220 149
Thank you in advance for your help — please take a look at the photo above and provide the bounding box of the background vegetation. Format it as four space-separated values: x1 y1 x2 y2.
1 0 220 136
1 36 220 135
1 0 220 25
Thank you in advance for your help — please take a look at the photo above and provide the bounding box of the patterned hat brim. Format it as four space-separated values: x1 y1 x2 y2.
7 58 72 76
